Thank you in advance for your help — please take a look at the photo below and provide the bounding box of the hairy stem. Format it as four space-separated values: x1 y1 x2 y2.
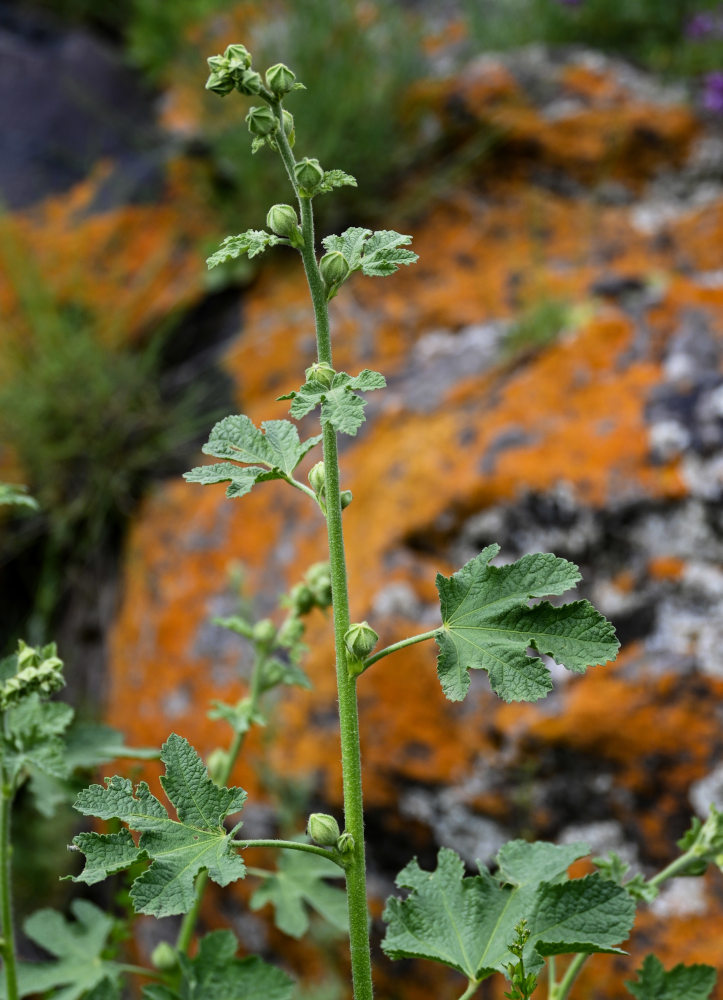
549 953 588 1000
0 789 18 1000
233 839 345 867
272 102 374 1000
361 628 441 673
646 849 700 889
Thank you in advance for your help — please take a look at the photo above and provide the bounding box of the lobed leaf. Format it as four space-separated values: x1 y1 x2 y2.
322 227 417 276
279 369 386 436
72 734 248 917
206 230 282 268
382 843 635 983
317 169 358 194
434 544 619 702
141 931 294 1000
626 954 717 1000
185 417 321 498
4 900 122 1000
250 844 348 938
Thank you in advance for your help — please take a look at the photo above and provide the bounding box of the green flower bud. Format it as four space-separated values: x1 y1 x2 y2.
336 831 355 854
294 157 324 197
266 203 300 238
151 941 178 971
265 62 296 96
319 251 351 299
305 562 332 608
277 614 304 647
344 621 379 661
340 489 353 509
205 68 234 96
235 69 263 96
289 582 315 615
282 110 296 147
252 617 277 647
207 748 230 786
246 105 278 137
307 812 340 846
308 461 326 495
224 43 252 73
305 362 335 388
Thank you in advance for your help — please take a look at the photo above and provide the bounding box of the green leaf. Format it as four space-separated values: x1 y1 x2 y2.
321 227 417 276
318 169 358 194
206 230 282 268
279 369 386 436
2 694 73 796
434 545 619 702
382 843 635 981
184 417 322 497
0 483 38 510
141 931 294 1000
72 733 248 917
626 954 717 1000
63 722 159 769
5 900 122 1000
250 843 348 938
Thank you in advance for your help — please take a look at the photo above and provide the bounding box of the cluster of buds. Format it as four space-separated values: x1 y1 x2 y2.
205 44 262 97
0 640 65 709
307 813 355 855
287 562 333 617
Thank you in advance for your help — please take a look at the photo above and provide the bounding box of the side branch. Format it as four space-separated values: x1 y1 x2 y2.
233 838 346 869
361 628 441 674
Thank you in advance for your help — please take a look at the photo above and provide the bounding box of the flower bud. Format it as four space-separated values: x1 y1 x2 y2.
320 252 351 299
308 461 326 495
205 64 234 96
252 617 277 647
282 110 296 147
336 832 355 854
151 942 178 971
277 614 304 646
224 43 252 73
308 812 340 846
207 748 230 786
289 583 315 615
246 105 278 137
294 157 325 196
266 203 299 238
305 362 335 388
235 69 262 96
306 562 332 608
266 62 296 96
344 621 379 661
340 489 353 509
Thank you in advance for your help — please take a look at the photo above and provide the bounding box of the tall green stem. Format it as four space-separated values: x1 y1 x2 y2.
0 789 18 1000
273 105 374 1000
549 953 588 1000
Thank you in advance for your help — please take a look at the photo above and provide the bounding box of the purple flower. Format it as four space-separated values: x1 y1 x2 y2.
703 71 723 113
687 12 715 38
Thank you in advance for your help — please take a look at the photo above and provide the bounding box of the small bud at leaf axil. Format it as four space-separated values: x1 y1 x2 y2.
246 105 278 137
305 362 335 388
252 618 277 647
340 489 353 509
305 562 333 608
308 461 326 495
294 157 325 196
344 621 379 661
308 812 341 846
151 941 178 971
319 251 351 299
336 831 355 854
282 110 296 147
266 204 300 238
289 583 315 615
266 62 297 96
207 748 230 786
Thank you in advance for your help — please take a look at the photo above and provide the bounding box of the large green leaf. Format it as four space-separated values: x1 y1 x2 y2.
141 931 293 1000
3 900 122 1000
72 734 247 917
626 954 717 1000
279 369 386 436
434 545 619 702
206 230 282 268
382 843 636 982
250 842 348 938
184 416 321 498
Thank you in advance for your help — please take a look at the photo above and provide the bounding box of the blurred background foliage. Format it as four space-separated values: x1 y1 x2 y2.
1 0 722 654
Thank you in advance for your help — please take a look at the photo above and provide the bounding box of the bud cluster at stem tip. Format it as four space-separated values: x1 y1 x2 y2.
206 43 262 96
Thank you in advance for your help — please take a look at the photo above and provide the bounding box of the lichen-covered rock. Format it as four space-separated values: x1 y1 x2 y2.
100 50 723 997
